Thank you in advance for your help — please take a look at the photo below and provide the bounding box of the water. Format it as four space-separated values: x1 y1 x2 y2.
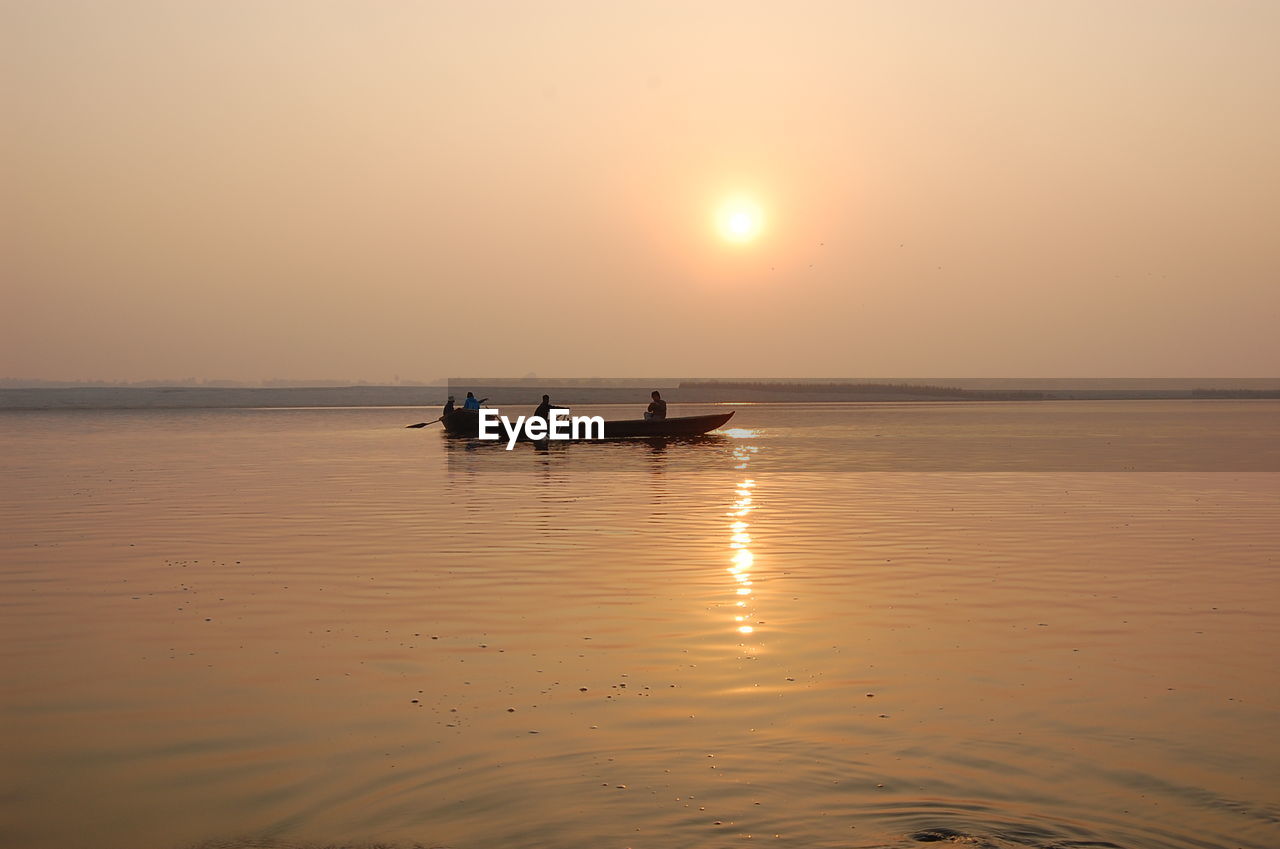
1 402 1277 849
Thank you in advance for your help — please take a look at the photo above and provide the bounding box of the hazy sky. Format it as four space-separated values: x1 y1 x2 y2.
5 1 1278 382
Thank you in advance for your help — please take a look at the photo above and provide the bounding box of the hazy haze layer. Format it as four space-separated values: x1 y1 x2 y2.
5 1 1279 381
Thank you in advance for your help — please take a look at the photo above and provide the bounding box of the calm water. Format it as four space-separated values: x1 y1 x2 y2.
1 402 1277 849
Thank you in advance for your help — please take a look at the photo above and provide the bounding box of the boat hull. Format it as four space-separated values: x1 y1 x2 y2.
440 409 734 440
597 412 734 438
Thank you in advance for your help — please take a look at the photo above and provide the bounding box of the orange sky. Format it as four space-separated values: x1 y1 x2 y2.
4 1 1278 382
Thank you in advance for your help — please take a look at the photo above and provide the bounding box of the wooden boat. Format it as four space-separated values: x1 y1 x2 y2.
441 408 734 440
596 410 734 439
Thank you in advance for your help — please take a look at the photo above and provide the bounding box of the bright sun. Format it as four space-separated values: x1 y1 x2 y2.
716 197 763 243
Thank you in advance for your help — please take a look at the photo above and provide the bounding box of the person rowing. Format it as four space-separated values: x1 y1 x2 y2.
534 394 567 420
644 390 667 421
462 392 488 410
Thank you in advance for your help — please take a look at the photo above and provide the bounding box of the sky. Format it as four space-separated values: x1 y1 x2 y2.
4 0 1279 382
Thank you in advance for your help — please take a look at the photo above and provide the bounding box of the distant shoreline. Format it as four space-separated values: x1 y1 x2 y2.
2 380 1279 410
674 381 1280 402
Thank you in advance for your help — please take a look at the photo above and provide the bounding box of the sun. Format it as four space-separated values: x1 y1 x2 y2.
716 197 764 243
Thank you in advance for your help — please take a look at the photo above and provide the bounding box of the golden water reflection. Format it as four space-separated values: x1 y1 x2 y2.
727 436 761 639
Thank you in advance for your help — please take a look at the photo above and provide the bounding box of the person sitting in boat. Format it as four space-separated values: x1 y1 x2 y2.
534 394 567 420
462 392 487 411
644 391 667 421
443 395 456 417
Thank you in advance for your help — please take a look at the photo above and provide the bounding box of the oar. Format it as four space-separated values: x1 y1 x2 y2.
407 397 491 428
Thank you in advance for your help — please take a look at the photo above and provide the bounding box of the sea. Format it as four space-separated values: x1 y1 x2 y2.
1 397 1277 849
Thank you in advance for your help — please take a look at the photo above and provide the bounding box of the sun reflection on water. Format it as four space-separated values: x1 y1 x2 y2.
726 437 761 641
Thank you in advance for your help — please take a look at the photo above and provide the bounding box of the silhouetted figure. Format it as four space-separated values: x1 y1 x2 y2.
534 394 567 420
443 395 455 417
644 391 667 421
